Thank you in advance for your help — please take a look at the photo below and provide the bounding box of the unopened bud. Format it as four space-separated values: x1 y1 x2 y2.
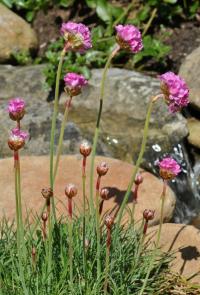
65 183 78 199
97 162 109 177
80 140 92 157
143 209 155 221
104 214 114 229
41 188 53 199
100 188 109 200
32 247 36 256
85 239 90 249
8 128 28 151
42 212 48 222
134 173 143 185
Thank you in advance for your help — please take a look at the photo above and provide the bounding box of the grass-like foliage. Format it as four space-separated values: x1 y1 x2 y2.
0 214 172 295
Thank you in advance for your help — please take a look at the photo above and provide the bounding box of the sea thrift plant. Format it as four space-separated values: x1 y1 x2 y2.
2 20 196 295
64 72 88 97
60 22 92 52
115 24 143 53
159 71 189 113
8 97 25 121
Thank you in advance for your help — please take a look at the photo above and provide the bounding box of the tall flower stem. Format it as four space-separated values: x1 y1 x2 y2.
104 227 111 295
53 96 72 182
116 95 161 227
67 201 73 289
156 179 167 247
50 48 66 220
82 156 87 289
96 175 101 278
89 45 120 214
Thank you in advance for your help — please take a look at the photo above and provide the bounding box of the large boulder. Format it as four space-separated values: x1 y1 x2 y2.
60 68 188 164
0 4 38 62
179 46 200 111
0 155 176 225
148 223 200 284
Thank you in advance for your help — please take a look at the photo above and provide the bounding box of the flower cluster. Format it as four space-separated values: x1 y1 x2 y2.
8 128 28 151
8 97 25 121
61 22 92 53
158 157 181 180
159 71 189 113
115 24 143 53
64 73 88 97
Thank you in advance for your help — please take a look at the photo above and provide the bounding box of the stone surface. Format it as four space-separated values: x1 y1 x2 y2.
148 223 200 283
0 155 176 225
179 46 200 110
60 68 188 164
0 66 188 165
0 4 38 62
187 118 200 149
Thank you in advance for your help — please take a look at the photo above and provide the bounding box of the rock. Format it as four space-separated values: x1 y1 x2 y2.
0 155 176 225
60 68 188 164
0 66 188 166
148 223 200 283
187 118 200 149
179 46 200 111
0 4 38 62
0 64 48 102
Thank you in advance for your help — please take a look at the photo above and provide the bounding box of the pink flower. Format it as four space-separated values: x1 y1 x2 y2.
158 157 181 180
115 24 143 53
61 22 92 53
8 98 25 121
8 128 29 151
159 72 189 113
64 73 88 96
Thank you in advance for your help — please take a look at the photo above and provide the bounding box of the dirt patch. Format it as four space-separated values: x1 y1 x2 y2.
164 21 200 72
32 8 70 56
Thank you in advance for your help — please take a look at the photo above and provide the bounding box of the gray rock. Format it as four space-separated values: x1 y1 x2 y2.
60 68 188 164
0 4 38 62
179 46 200 110
0 66 188 165
0 64 48 102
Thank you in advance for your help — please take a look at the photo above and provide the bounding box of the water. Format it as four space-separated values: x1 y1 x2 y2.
144 142 200 224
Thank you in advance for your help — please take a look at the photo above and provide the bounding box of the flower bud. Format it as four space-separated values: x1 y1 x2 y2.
8 128 28 151
8 98 25 121
143 209 155 221
41 188 53 199
97 162 109 177
41 212 48 222
80 140 92 157
104 214 114 229
134 173 143 185
100 188 109 200
64 72 88 97
65 183 78 199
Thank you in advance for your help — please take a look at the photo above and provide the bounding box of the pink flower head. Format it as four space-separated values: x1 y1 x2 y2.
8 98 25 121
64 72 88 96
158 157 181 180
159 72 189 113
115 24 143 53
60 22 92 53
8 128 29 151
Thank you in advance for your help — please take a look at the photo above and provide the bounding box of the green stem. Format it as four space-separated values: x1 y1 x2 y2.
117 95 159 227
104 229 111 295
95 178 101 278
53 96 72 182
155 180 167 248
82 157 87 291
89 45 120 214
68 219 73 289
49 48 66 220
14 154 20 250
